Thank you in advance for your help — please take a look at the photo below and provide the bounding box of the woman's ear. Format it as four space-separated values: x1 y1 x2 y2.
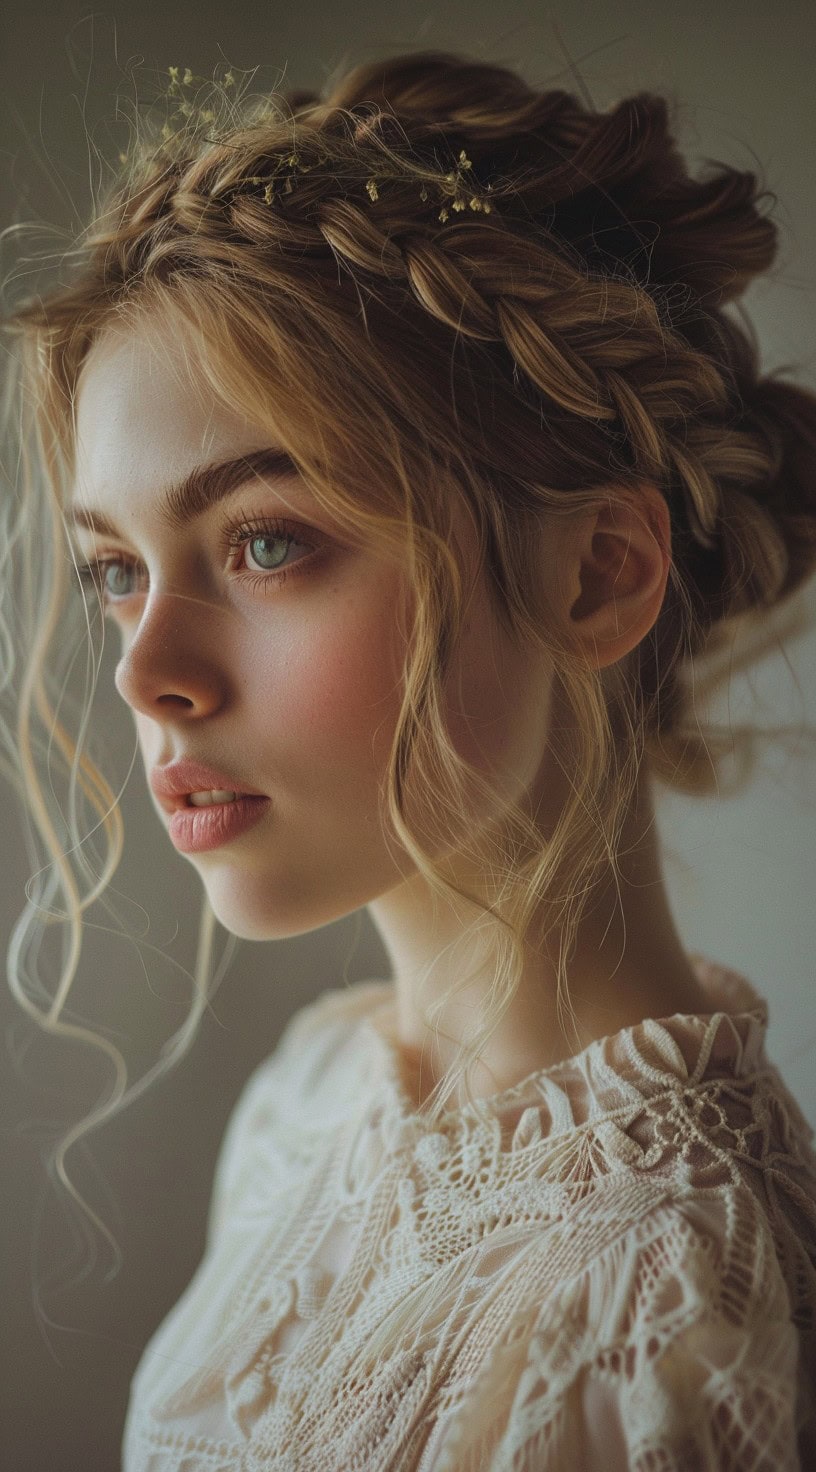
557 484 672 671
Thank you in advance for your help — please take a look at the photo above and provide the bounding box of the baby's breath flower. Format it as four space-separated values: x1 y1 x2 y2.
226 130 498 226
183 67 194 86
168 65 179 84
224 69 235 87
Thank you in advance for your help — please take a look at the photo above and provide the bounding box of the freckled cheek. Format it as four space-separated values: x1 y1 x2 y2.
250 609 406 771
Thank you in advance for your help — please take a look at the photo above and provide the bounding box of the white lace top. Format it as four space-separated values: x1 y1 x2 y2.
121 953 816 1470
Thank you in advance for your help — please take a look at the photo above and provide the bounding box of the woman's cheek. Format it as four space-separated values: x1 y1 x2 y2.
252 582 409 762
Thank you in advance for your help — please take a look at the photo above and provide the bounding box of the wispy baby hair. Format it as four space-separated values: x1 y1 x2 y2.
2 48 816 1292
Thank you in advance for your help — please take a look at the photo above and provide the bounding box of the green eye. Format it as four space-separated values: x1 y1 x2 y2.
104 563 139 597
73 514 323 608
245 532 290 571
75 558 142 601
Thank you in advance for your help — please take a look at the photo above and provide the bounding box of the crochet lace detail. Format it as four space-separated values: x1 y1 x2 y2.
122 953 816 1470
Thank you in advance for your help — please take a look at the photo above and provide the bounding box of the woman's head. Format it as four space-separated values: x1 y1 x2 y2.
70 308 672 949
3 49 816 1211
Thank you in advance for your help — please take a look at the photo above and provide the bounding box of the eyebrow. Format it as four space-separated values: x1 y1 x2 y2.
66 447 303 538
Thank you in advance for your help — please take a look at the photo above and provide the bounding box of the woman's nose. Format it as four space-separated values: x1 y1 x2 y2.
113 590 229 720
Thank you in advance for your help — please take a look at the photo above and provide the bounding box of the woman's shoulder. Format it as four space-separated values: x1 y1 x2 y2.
223 977 390 1133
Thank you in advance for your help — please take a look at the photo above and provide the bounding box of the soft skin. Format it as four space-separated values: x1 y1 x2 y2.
70 317 710 1109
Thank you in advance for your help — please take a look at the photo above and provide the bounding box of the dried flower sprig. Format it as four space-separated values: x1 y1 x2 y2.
120 67 498 226
364 149 494 222
232 133 495 222
160 63 220 138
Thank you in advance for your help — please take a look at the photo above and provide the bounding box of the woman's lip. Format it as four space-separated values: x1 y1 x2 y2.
168 795 270 853
150 760 268 813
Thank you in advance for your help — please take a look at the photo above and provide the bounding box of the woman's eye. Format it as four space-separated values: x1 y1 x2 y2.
74 518 320 606
74 559 142 601
241 529 306 574
102 562 138 599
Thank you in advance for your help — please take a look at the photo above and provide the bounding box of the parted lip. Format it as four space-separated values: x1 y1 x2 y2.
150 759 268 814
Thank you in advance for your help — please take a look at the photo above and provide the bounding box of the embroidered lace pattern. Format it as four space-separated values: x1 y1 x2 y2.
121 953 816 1470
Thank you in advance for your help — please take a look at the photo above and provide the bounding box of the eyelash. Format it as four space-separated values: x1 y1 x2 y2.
73 511 321 608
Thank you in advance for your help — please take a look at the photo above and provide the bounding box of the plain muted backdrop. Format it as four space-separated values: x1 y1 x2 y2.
1 3 815 1468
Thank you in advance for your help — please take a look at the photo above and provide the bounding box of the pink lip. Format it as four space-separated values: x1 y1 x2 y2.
150 758 268 815
168 795 270 853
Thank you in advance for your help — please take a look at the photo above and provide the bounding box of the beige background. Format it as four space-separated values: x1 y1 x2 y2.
2 2 815 1467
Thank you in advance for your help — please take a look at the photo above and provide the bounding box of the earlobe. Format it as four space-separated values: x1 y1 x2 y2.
566 486 672 671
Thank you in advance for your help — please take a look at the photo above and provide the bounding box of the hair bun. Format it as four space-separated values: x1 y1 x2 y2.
744 374 816 602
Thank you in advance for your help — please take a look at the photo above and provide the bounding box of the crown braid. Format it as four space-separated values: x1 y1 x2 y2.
41 51 816 642
117 105 733 560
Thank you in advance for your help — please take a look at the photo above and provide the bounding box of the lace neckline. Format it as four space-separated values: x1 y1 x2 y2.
357 951 771 1129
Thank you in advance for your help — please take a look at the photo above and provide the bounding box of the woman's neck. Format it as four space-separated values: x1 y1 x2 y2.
368 771 708 1110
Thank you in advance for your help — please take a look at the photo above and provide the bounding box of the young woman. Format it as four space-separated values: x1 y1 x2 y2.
3 47 816 1470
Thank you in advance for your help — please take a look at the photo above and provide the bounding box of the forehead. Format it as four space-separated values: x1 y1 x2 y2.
73 321 261 499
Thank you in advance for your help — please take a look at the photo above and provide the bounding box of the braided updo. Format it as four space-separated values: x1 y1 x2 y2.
31 50 815 787
2 47 815 1175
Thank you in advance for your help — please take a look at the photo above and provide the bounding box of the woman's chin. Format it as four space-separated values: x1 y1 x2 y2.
197 878 326 943
201 893 284 942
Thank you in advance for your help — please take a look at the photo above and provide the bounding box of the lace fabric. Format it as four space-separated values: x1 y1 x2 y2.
121 953 816 1470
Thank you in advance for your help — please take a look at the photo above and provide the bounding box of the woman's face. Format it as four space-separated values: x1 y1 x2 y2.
70 319 552 940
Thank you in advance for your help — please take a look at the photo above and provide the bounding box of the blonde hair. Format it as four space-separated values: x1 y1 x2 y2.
3 48 816 1286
